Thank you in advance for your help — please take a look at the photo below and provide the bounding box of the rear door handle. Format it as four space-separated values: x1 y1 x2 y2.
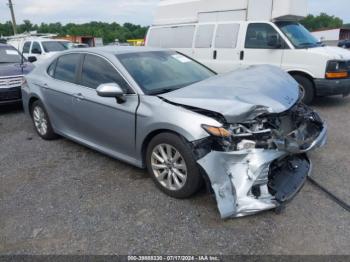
213 50 217 60
73 93 85 100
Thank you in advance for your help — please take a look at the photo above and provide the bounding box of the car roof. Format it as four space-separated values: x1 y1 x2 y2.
64 46 168 56
21 37 70 42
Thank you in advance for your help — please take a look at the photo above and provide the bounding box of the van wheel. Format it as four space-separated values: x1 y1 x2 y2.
292 75 315 105
31 101 58 140
146 133 203 199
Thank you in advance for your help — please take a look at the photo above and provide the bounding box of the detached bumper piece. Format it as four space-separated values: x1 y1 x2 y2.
198 150 312 219
197 104 327 219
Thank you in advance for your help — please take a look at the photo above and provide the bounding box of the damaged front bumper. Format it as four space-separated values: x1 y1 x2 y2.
197 114 327 219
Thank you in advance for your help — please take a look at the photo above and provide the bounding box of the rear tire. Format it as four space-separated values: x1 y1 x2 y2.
31 101 58 140
292 75 315 105
146 132 203 199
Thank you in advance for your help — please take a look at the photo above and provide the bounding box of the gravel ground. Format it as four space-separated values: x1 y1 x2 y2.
0 97 349 255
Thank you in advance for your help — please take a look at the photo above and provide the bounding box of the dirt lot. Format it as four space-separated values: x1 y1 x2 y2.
0 97 349 255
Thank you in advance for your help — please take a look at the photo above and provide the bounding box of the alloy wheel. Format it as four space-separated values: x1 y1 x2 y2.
151 144 188 191
33 106 48 136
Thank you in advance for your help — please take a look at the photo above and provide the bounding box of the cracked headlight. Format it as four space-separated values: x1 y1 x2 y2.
202 124 232 138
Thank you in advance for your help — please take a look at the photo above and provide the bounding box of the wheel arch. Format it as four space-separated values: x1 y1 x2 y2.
141 129 188 167
288 70 316 89
28 95 40 116
288 70 315 83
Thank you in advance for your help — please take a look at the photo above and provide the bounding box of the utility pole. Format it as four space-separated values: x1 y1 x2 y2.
7 0 17 35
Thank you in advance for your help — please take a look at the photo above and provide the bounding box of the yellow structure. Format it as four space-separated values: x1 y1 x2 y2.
127 39 145 46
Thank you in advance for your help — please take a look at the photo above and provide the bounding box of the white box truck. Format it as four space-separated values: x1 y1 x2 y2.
146 0 350 104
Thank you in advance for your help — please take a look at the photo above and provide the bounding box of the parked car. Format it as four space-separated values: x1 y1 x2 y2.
146 0 350 104
0 44 34 105
8 37 71 63
65 43 90 49
22 47 327 218
338 40 350 49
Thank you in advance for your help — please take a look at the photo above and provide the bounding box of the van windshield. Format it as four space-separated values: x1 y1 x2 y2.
117 51 216 95
275 21 322 49
42 41 69 53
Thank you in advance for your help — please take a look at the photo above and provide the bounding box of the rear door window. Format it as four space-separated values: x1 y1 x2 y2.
195 24 215 48
54 54 81 83
147 26 195 48
80 54 130 92
47 60 57 77
22 41 31 54
215 24 240 48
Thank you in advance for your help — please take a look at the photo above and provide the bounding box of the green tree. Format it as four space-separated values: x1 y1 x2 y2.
18 20 33 33
0 20 149 44
301 13 343 31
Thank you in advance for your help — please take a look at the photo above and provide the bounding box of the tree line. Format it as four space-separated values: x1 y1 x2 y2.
0 20 148 44
0 13 347 44
301 13 343 31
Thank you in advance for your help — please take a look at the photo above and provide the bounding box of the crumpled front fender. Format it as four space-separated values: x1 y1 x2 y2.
198 149 286 218
197 124 327 219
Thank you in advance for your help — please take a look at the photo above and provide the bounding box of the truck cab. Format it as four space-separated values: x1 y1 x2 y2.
7 37 71 63
146 0 350 104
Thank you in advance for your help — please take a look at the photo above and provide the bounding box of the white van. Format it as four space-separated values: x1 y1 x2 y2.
146 0 350 104
8 37 71 63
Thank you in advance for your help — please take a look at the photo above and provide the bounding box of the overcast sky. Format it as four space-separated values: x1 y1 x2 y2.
0 0 349 25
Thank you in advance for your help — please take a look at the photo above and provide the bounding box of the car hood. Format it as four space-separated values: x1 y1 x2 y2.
306 46 350 60
160 65 299 123
0 62 34 77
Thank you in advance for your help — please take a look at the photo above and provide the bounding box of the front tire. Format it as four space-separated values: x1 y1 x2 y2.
292 75 315 105
146 133 203 199
31 101 58 140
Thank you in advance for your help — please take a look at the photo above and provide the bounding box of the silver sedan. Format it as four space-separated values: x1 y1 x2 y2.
22 47 327 218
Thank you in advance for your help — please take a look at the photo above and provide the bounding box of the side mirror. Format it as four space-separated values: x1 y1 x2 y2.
28 56 37 63
96 83 126 103
267 35 282 49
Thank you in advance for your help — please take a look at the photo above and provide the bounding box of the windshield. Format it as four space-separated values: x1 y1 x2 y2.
117 51 216 95
42 41 69 53
275 21 322 49
0 47 22 63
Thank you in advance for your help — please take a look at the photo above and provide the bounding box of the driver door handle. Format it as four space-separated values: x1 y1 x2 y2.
73 93 85 101
38 83 48 89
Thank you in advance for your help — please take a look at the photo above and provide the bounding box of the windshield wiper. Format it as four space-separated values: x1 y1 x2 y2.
147 80 201 95
297 42 317 48
148 88 177 95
